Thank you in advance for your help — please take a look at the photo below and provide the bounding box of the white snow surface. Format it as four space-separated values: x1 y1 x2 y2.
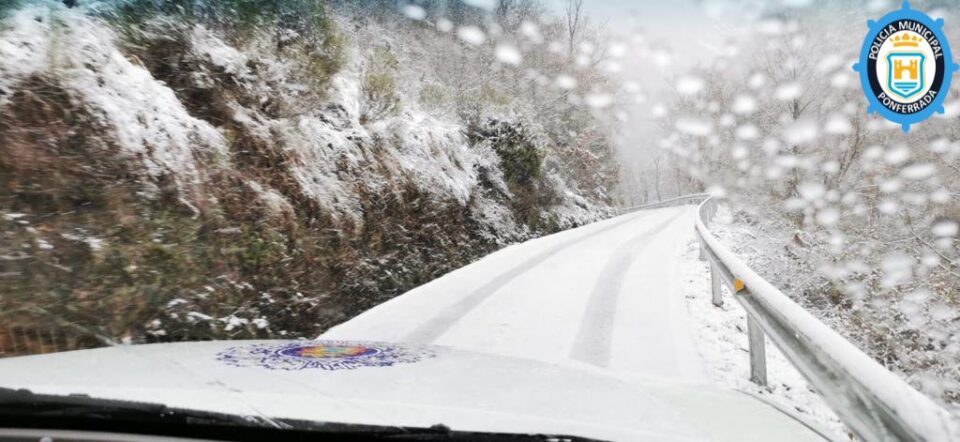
325 207 708 383
325 203 849 438
327 201 959 440
0 7 51 104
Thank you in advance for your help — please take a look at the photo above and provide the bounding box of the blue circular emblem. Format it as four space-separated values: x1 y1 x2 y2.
216 340 436 371
853 1 959 132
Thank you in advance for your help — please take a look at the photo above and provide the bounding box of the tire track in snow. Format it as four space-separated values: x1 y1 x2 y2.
568 210 686 367
403 211 658 344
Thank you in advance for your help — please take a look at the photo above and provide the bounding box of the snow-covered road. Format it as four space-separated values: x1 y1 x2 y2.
323 207 707 384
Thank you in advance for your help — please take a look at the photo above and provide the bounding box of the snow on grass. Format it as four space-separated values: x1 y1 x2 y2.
270 104 506 229
678 207 850 440
245 180 294 217
318 8 605 231
274 115 367 221
190 25 251 77
0 6 51 107
541 172 606 229
61 231 105 251
0 5 227 196
469 193 523 244
373 112 479 205
55 12 228 186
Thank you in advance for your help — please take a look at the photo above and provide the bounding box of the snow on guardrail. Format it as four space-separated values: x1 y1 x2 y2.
622 194 959 442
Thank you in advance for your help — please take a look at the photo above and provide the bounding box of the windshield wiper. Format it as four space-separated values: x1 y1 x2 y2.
0 388 599 441
0 387 268 430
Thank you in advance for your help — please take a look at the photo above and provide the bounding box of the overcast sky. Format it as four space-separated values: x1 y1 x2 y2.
538 1 739 170
544 0 733 77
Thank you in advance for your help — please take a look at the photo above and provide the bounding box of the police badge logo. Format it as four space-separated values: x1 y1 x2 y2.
853 1 959 132
216 340 436 371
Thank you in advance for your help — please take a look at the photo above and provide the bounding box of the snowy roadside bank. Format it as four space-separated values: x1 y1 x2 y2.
677 206 850 441
0 2 619 348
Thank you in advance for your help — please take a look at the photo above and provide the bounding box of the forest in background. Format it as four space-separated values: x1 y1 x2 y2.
651 1 960 407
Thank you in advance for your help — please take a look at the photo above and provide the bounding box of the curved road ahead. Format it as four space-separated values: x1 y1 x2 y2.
323 207 707 384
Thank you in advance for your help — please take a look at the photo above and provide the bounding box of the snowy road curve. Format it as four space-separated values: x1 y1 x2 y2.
323 207 707 384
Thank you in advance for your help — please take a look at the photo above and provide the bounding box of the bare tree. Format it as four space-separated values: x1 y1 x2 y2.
564 0 584 55
494 0 542 33
650 155 663 201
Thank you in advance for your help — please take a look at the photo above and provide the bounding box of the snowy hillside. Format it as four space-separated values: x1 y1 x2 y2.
0 1 619 348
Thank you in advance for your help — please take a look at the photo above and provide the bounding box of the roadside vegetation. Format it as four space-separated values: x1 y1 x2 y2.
0 0 620 352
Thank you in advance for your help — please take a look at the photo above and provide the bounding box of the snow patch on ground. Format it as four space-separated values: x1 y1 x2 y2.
185 18 593 231
543 172 605 229
190 25 250 77
371 113 479 205
678 206 850 440
325 46 363 121
245 180 294 216
57 12 228 187
275 116 367 220
470 194 523 244
0 7 51 107
0 5 227 196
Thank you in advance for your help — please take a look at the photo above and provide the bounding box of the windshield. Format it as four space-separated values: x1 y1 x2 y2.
0 0 958 441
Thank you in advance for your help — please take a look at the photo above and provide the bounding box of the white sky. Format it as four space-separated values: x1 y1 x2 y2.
545 0 733 77
540 1 738 171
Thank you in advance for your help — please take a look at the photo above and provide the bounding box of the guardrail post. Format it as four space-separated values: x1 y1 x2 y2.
698 237 706 261
747 316 768 386
710 265 723 307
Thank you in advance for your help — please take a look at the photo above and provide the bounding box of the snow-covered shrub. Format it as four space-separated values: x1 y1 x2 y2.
418 82 447 111
359 45 401 124
108 0 346 98
110 0 333 38
468 118 544 186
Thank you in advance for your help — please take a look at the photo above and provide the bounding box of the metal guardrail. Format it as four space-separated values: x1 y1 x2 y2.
620 195 959 442
615 193 711 214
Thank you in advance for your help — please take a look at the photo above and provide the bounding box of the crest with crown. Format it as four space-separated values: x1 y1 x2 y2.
892 32 923 48
854 1 960 131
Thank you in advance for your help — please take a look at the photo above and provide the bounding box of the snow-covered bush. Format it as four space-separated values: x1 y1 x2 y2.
109 0 346 98
418 82 447 110
468 118 544 185
359 45 401 123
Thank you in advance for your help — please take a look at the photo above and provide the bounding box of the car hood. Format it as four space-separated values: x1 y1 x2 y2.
0 340 827 441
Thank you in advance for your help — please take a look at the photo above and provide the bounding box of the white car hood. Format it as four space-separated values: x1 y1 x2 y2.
0 340 827 441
